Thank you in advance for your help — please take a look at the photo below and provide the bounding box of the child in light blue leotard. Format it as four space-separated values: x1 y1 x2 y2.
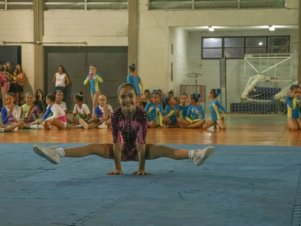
203 89 226 130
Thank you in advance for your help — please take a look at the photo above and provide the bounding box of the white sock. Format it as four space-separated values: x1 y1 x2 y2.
188 150 195 159
57 147 65 157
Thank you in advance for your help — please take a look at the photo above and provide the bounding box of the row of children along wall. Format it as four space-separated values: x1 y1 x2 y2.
0 86 227 132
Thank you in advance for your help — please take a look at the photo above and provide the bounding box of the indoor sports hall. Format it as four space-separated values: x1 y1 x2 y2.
0 1 300 226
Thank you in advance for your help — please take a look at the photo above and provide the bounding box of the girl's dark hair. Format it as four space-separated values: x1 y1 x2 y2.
181 93 188 97
151 89 161 97
57 65 66 74
164 95 175 105
117 83 137 96
75 91 84 101
210 89 221 98
129 63 136 72
290 84 300 91
191 93 201 102
35 89 44 97
46 93 56 102
5 92 14 98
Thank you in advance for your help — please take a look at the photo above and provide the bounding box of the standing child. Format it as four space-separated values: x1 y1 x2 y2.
84 65 103 110
42 93 67 130
52 65 71 100
144 90 164 128
1 93 23 131
203 89 226 130
0 64 11 107
180 93 205 129
33 83 214 175
127 64 143 105
286 84 301 130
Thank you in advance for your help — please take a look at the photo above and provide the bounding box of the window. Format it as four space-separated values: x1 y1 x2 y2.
0 0 33 10
224 37 244 58
246 37 267 54
202 36 290 59
149 0 285 10
202 38 222 59
268 36 290 53
44 0 128 10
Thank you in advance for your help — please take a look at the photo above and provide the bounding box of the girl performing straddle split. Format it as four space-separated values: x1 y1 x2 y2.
33 83 214 175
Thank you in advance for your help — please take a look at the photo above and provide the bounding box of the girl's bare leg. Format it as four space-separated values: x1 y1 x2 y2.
288 119 298 130
146 144 189 160
33 143 114 164
48 119 66 130
185 120 205 129
4 122 23 132
203 120 215 130
217 119 226 129
93 92 100 109
64 143 114 159
296 119 301 130
145 144 214 166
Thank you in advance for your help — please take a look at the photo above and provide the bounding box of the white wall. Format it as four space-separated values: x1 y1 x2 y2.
43 10 128 46
138 0 298 95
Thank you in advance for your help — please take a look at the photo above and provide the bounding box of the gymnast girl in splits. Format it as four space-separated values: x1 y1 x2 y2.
33 83 214 176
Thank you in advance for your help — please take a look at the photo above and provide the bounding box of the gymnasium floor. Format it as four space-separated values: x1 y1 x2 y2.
0 115 300 226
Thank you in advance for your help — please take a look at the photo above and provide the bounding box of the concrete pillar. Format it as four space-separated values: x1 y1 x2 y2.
298 3 301 85
33 0 44 91
128 0 139 67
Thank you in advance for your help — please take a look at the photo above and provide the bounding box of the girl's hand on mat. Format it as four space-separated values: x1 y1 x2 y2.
107 170 123 176
133 170 150 176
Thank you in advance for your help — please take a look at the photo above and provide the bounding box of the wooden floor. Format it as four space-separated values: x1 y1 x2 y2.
1 124 301 146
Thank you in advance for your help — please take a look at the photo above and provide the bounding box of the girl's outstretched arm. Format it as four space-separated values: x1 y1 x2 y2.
135 143 149 176
107 142 123 175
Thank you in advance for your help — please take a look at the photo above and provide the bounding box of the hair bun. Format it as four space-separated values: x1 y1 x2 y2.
129 64 136 71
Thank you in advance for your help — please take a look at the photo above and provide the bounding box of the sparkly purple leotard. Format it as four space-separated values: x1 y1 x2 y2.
111 106 147 161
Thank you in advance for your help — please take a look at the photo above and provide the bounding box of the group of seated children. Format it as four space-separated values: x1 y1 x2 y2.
143 88 226 130
0 90 113 132
0 86 226 132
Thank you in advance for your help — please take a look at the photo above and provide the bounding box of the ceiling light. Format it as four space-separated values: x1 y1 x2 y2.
208 26 215 32
258 42 263 46
268 25 275 31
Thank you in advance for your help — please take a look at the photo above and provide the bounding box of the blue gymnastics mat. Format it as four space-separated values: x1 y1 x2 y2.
0 143 300 226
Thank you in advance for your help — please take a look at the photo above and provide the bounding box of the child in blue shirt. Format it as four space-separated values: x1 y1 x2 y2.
203 89 226 130
144 90 163 128
286 84 301 130
180 93 205 129
163 95 179 127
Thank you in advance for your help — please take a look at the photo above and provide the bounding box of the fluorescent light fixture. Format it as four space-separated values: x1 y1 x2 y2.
208 26 215 32
268 25 275 31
